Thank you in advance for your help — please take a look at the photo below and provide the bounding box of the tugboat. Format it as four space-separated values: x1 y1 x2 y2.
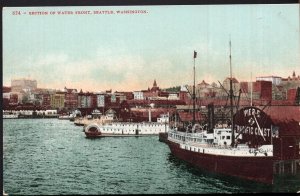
165 45 300 184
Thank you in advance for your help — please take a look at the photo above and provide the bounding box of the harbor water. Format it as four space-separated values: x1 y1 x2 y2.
3 119 300 194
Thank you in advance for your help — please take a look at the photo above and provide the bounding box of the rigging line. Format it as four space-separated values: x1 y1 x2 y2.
261 101 271 111
253 114 266 141
218 81 230 96
240 86 252 104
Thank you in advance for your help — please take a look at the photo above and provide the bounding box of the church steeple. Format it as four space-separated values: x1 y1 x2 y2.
153 79 157 87
150 79 159 92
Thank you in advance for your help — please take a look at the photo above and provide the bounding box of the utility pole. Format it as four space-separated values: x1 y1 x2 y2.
193 50 197 126
229 40 235 147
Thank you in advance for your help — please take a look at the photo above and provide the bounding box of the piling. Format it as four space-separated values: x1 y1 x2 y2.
273 160 300 175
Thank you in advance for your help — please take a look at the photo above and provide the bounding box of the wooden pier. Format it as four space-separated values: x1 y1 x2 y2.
273 159 300 175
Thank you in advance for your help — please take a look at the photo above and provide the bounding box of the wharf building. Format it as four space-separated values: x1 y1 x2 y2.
77 90 128 117
50 93 65 110
63 87 78 110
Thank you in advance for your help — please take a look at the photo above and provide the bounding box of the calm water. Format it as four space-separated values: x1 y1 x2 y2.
3 119 300 194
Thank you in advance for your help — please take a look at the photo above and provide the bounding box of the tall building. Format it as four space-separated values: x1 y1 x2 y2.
256 76 282 86
63 87 78 110
77 90 95 108
50 93 65 109
11 78 37 92
42 93 51 107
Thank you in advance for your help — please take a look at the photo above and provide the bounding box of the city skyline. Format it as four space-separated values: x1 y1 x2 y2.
4 69 300 93
3 4 300 92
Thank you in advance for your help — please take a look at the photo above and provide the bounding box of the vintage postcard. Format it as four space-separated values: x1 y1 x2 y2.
3 3 300 195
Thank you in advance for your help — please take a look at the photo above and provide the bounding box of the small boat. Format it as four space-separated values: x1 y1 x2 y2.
58 116 70 120
69 109 81 122
3 189 8 196
58 114 72 120
3 111 18 119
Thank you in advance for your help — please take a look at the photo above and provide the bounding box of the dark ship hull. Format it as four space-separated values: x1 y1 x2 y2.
167 140 274 184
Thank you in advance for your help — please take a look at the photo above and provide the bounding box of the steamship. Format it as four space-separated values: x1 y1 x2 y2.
165 47 300 184
84 113 169 138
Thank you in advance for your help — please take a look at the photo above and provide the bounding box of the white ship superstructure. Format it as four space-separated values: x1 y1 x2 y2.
84 114 169 137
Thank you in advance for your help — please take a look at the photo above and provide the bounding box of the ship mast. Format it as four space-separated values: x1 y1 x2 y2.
229 40 235 147
193 50 197 126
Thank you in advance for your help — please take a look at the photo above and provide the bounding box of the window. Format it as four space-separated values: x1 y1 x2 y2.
226 136 230 139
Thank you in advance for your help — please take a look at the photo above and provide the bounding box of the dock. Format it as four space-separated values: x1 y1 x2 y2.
273 159 300 175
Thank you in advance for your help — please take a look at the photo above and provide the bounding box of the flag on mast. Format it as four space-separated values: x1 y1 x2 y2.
194 50 197 58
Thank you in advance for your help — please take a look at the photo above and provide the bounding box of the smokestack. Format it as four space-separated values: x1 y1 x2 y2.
208 103 215 133
149 103 155 122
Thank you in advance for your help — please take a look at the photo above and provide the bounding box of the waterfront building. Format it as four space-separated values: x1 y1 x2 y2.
94 92 124 116
50 93 65 109
77 90 93 108
63 87 78 110
42 93 51 107
77 90 98 115
96 93 105 108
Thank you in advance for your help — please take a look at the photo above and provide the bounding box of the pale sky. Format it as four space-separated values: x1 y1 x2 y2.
3 4 300 92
